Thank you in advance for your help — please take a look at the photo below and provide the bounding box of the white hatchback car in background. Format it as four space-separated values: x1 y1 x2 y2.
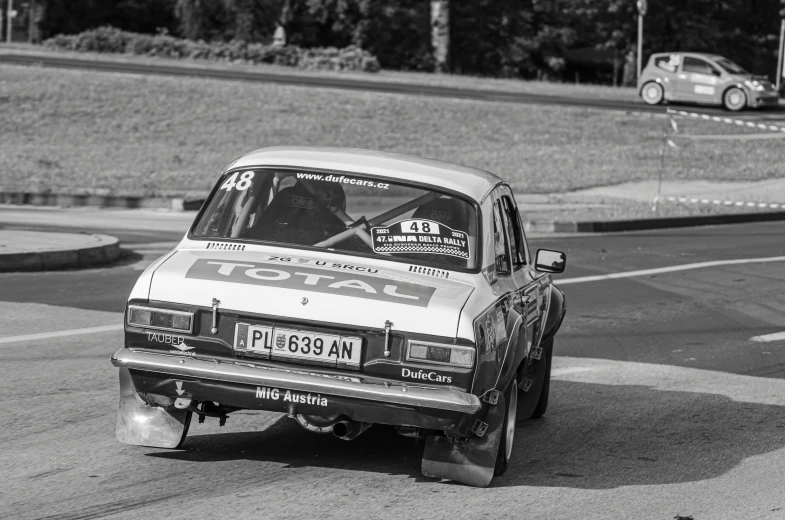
639 52 780 111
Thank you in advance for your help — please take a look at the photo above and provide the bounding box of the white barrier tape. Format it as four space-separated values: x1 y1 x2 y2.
671 132 785 141
666 109 785 133
660 196 785 209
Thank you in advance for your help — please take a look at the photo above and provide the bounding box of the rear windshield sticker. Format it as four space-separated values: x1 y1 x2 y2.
371 219 470 259
290 195 315 210
295 172 390 190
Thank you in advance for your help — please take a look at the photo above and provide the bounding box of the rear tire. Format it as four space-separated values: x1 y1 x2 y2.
494 377 518 477
641 82 665 105
723 87 747 111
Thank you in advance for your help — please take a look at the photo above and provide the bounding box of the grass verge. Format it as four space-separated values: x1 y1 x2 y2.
2 62 784 223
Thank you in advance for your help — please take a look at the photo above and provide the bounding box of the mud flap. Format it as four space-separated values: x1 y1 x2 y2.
421 393 506 488
116 368 192 448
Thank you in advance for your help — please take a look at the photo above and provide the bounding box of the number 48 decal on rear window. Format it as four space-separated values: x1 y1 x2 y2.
220 171 255 191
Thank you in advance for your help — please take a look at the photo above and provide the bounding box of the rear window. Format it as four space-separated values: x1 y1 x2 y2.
191 168 479 270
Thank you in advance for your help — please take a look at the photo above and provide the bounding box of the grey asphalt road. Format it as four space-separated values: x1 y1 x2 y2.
3 210 785 519
3 52 785 118
3 207 785 376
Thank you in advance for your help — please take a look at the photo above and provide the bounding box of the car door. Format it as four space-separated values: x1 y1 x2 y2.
677 56 723 103
494 187 544 359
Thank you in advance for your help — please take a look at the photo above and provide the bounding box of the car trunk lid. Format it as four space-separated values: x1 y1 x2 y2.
148 249 475 338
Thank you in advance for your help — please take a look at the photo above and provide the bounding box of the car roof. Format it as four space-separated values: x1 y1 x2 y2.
650 52 724 61
225 146 503 202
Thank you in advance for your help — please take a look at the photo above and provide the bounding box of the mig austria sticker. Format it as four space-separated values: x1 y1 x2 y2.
371 219 470 259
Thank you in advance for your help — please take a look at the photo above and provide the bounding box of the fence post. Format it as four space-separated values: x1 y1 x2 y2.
777 19 785 92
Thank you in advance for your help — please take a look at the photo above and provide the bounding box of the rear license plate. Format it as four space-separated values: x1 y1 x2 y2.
234 323 362 368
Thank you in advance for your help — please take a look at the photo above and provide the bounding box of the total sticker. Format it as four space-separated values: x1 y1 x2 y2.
371 219 470 259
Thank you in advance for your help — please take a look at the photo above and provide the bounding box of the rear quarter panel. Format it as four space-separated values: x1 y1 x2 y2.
458 196 526 396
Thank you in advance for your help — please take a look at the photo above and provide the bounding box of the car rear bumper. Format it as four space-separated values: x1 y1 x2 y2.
111 348 482 415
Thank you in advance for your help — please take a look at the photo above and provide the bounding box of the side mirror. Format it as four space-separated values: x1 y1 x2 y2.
535 249 566 274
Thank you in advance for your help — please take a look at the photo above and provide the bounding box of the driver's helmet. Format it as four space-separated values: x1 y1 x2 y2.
250 179 347 244
304 179 347 213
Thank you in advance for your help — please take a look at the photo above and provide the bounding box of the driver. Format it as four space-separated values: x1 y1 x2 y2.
248 179 348 245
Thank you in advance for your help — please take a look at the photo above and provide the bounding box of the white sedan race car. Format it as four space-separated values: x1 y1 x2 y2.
111 147 567 487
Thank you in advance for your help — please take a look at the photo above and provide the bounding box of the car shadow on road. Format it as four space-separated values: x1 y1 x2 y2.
147 415 426 479
496 380 785 489
147 379 785 489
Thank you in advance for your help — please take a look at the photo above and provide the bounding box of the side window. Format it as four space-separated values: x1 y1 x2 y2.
492 201 511 275
682 57 717 76
501 196 527 269
655 54 680 73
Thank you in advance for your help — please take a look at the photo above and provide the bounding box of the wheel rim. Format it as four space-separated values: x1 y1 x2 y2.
644 84 662 103
726 89 744 109
504 379 518 462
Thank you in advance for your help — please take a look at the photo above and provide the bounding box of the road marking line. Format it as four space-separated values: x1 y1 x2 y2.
750 331 785 343
557 255 785 285
0 324 123 345
661 196 784 208
551 367 596 377
668 108 785 132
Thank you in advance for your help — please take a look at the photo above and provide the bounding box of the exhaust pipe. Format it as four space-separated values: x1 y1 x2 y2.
332 420 371 441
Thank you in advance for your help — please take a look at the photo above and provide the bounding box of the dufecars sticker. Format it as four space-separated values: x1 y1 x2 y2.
371 219 470 259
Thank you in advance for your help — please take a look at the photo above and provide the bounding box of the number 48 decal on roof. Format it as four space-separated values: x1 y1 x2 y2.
220 171 255 191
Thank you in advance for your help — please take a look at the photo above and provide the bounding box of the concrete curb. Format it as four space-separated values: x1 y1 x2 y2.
0 233 122 272
0 192 206 211
525 210 785 233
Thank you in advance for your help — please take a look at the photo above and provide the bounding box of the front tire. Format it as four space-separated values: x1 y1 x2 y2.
723 87 747 111
530 339 553 419
494 377 518 476
641 82 665 105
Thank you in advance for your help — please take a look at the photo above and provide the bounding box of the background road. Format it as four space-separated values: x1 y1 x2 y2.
3 207 785 377
3 52 785 119
3 209 785 519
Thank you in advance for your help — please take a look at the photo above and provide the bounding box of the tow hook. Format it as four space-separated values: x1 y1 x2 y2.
174 397 192 409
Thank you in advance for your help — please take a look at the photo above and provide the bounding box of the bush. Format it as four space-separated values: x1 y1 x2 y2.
43 26 131 53
43 26 381 73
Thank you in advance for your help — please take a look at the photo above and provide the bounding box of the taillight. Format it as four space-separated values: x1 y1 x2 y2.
127 305 194 334
406 340 474 368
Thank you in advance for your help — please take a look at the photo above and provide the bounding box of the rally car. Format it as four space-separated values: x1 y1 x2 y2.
639 52 780 111
111 147 567 487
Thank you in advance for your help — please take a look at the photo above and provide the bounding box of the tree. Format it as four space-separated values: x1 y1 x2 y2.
430 0 449 72
225 0 282 41
38 0 178 39
175 0 230 41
